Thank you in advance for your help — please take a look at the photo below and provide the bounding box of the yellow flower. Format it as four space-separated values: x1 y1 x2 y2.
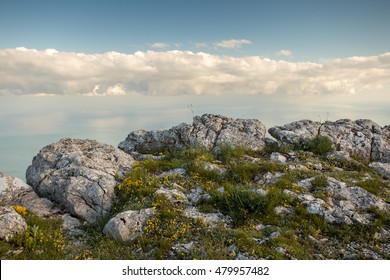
12 205 27 215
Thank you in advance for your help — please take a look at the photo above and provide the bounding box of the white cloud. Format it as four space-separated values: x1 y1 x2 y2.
195 42 207 48
150 42 169 49
276 49 293 57
214 39 252 49
0 47 389 97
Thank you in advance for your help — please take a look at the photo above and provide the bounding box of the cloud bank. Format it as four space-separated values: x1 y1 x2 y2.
0 47 389 96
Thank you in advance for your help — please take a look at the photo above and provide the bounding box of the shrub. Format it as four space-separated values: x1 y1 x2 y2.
210 184 268 227
214 145 249 164
297 135 334 155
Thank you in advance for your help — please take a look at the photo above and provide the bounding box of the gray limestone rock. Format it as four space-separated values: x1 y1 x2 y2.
183 206 232 227
119 113 266 154
0 206 27 241
155 187 188 204
286 177 389 225
369 162 390 179
0 172 55 217
270 152 287 163
269 119 390 162
103 208 155 242
26 138 135 224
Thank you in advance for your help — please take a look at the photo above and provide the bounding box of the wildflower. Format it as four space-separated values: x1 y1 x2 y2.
12 205 27 215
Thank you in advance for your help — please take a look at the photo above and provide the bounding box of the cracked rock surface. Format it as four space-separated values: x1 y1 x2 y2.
118 113 266 154
0 172 55 217
0 206 27 241
26 138 135 224
103 208 155 242
269 119 390 163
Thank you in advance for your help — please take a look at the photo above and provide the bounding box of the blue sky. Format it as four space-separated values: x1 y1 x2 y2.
1 0 389 59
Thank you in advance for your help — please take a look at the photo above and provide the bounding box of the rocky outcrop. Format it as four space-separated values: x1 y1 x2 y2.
119 114 266 154
269 119 390 163
0 172 55 217
369 162 390 179
26 138 135 224
103 208 155 242
285 177 389 225
0 206 27 241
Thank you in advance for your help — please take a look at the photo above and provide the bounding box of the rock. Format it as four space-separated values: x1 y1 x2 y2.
268 120 320 145
183 206 232 227
26 138 135 224
236 252 256 260
274 206 293 215
0 172 55 217
326 177 388 212
253 188 268 196
187 187 211 204
275 246 287 255
62 214 83 236
103 208 155 242
269 119 390 162
203 163 226 175
270 152 287 163
170 241 194 256
297 178 315 190
326 151 352 161
285 177 389 225
369 162 390 179
269 231 281 239
159 168 187 178
155 187 188 204
0 206 27 241
257 171 285 185
119 113 266 154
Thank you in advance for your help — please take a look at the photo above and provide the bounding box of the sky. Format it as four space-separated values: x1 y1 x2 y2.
0 0 389 179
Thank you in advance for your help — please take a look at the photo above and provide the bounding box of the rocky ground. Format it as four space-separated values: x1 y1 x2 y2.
0 114 389 259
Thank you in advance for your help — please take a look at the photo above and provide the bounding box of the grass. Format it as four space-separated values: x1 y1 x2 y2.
0 209 66 260
295 134 334 156
1 144 389 260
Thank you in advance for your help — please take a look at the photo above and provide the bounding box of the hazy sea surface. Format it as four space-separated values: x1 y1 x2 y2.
1 93 389 180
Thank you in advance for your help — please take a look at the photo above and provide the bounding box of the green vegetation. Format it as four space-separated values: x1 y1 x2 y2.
296 134 334 155
0 207 66 260
1 144 389 260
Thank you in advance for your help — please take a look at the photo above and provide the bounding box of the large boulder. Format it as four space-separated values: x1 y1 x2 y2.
26 138 135 224
103 208 155 242
119 114 266 154
0 172 55 217
269 119 390 162
0 206 27 241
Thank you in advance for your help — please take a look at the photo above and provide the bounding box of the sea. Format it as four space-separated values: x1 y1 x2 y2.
1 92 389 180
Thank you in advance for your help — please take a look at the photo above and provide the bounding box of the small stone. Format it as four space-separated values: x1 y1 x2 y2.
270 152 287 163
274 206 293 215
103 208 155 242
183 207 232 227
269 231 281 239
155 187 188 204
275 247 287 254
